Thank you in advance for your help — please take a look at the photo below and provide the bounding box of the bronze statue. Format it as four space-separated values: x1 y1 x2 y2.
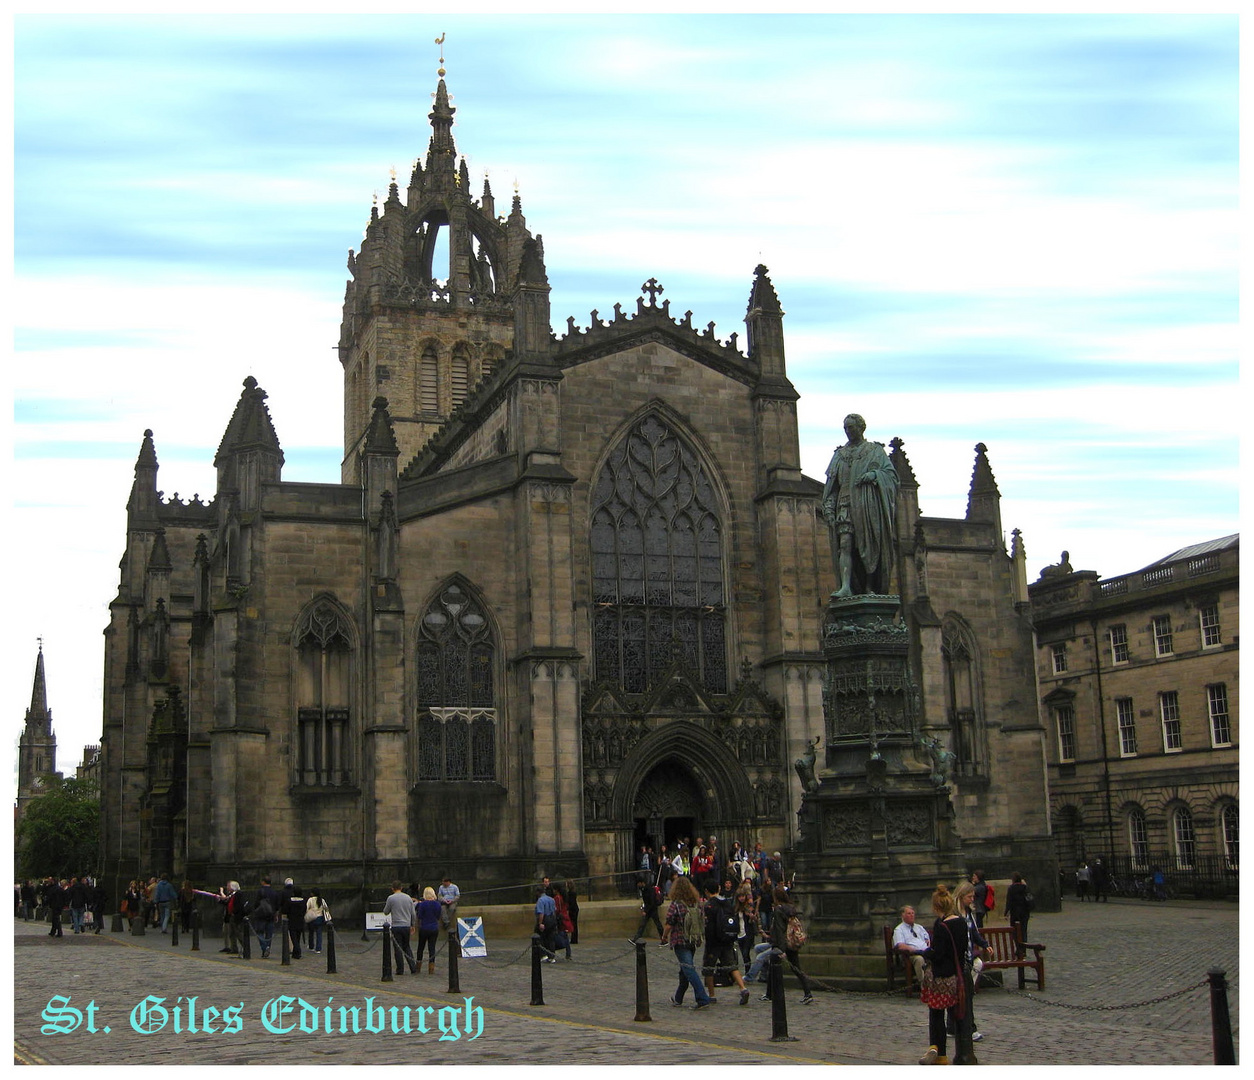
821 414 899 597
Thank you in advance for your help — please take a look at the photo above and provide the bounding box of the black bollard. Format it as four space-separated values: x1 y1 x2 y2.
132 916 145 937
447 927 461 994
111 912 123 933
191 908 200 952
1208 968 1235 1065
952 977 979 1065
241 922 252 960
633 938 652 1022
768 948 796 1042
171 916 179 946
382 925 394 982
530 934 545 1006
326 923 337 974
281 915 291 966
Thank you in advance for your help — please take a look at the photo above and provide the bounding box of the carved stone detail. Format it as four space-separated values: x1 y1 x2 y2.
885 801 934 847
821 803 869 849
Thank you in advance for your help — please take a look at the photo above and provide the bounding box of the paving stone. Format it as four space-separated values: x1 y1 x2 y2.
12 897 1238 1065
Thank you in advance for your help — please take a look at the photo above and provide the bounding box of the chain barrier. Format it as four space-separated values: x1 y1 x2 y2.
1013 977 1210 1012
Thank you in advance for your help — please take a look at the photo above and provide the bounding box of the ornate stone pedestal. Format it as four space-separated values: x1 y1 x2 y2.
792 595 967 983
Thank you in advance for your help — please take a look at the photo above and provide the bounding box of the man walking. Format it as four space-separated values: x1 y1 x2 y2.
383 880 418 974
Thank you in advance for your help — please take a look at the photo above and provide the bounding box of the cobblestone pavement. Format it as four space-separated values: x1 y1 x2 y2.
12 896 1237 1067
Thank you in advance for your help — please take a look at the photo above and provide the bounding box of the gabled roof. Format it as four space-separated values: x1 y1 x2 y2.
1137 533 1238 572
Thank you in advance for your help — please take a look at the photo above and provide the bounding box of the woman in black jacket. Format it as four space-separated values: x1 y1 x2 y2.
919 883 969 1065
1003 872 1032 956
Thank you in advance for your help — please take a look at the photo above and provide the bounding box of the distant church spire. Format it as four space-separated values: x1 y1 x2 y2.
28 640 49 720
17 642 58 824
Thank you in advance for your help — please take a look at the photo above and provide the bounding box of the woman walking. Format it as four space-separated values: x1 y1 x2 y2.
664 875 712 1009
416 887 441 973
919 883 969 1065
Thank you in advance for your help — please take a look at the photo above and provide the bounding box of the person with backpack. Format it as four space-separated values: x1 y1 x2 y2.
768 884 814 1005
250 876 280 959
701 880 752 1006
664 874 712 1009
970 870 993 929
1003 872 1034 957
633 873 665 944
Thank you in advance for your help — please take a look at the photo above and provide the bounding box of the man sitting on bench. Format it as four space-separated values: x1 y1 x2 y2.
892 904 930 984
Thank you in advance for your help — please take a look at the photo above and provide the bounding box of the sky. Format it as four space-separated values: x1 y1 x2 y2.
7 12 1240 774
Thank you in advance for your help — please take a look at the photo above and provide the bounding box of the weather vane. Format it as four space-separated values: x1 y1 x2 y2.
435 33 446 78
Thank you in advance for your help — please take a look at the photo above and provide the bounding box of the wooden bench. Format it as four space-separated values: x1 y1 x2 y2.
884 922 1045 993
977 923 1046 991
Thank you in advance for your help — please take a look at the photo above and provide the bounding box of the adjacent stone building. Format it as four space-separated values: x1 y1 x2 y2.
97 70 1056 909
1030 536 1239 892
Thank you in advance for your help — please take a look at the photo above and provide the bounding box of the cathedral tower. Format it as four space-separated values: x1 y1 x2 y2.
337 61 539 481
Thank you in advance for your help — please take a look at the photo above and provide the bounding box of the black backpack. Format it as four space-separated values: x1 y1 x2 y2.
710 897 738 944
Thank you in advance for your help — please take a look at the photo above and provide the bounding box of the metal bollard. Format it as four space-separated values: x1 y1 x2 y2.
326 923 337 974
382 926 394 982
768 948 796 1042
241 922 252 959
132 916 146 936
281 915 291 966
111 912 123 932
952 970 979 1065
633 938 652 1022
171 916 179 946
530 934 545 1006
1208 968 1235 1065
447 927 461 994
191 908 200 951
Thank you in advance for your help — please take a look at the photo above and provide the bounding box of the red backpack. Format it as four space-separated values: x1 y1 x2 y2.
983 883 996 910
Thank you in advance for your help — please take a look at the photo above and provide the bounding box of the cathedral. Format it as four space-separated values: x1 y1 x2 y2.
98 68 1056 908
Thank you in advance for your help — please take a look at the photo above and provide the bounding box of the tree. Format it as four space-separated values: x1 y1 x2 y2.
16 776 100 879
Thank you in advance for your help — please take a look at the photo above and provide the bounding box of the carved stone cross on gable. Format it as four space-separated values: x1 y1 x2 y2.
641 278 664 306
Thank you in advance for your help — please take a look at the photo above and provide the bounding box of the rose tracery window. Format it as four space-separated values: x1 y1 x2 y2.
294 598 354 786
416 584 496 781
591 413 726 694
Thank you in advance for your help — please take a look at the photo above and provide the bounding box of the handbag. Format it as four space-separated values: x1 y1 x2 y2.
919 920 967 1015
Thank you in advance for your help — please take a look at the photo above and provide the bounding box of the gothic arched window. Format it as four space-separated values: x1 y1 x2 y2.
591 413 726 694
416 583 496 781
294 597 354 787
942 616 985 777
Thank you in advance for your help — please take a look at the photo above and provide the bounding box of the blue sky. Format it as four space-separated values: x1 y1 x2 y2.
8 13 1239 767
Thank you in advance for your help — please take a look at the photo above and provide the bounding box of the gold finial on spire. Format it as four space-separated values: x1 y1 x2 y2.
435 32 446 78
372 190 378 206
390 165 397 182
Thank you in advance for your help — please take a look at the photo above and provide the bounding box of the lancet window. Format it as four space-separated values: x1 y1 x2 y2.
294 597 354 786
416 583 497 782
590 413 727 694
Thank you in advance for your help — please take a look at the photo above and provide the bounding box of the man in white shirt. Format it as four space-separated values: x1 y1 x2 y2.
892 905 930 983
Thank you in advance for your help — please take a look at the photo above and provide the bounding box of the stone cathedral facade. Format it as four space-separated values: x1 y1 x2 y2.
98 72 1057 907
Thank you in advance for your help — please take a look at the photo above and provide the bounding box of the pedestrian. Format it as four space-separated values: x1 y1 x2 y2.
46 878 66 937
534 884 559 962
734 877 758 969
919 882 969 1065
383 880 418 974
67 876 88 934
155 873 178 933
953 881 986 1044
1091 858 1109 903
218 881 244 954
1076 862 1091 902
767 884 814 1005
415 887 441 973
564 878 581 944
437 876 460 931
702 879 751 1006
90 878 107 934
1003 872 1034 955
123 880 142 930
21 880 36 921
249 876 280 959
551 882 574 960
281 878 305 959
633 873 665 943
179 880 197 931
664 874 712 1009
305 888 330 954
970 871 991 928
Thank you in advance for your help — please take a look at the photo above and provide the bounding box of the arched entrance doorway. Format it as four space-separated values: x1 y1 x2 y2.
631 759 704 857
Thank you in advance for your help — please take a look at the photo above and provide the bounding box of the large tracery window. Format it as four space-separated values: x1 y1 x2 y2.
294 598 354 786
591 413 727 694
416 583 497 781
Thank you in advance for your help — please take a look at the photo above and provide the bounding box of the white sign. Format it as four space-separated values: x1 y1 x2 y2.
458 916 487 957
365 912 387 931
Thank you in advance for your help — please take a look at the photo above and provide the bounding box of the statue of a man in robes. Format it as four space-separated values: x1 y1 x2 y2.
821 413 899 597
